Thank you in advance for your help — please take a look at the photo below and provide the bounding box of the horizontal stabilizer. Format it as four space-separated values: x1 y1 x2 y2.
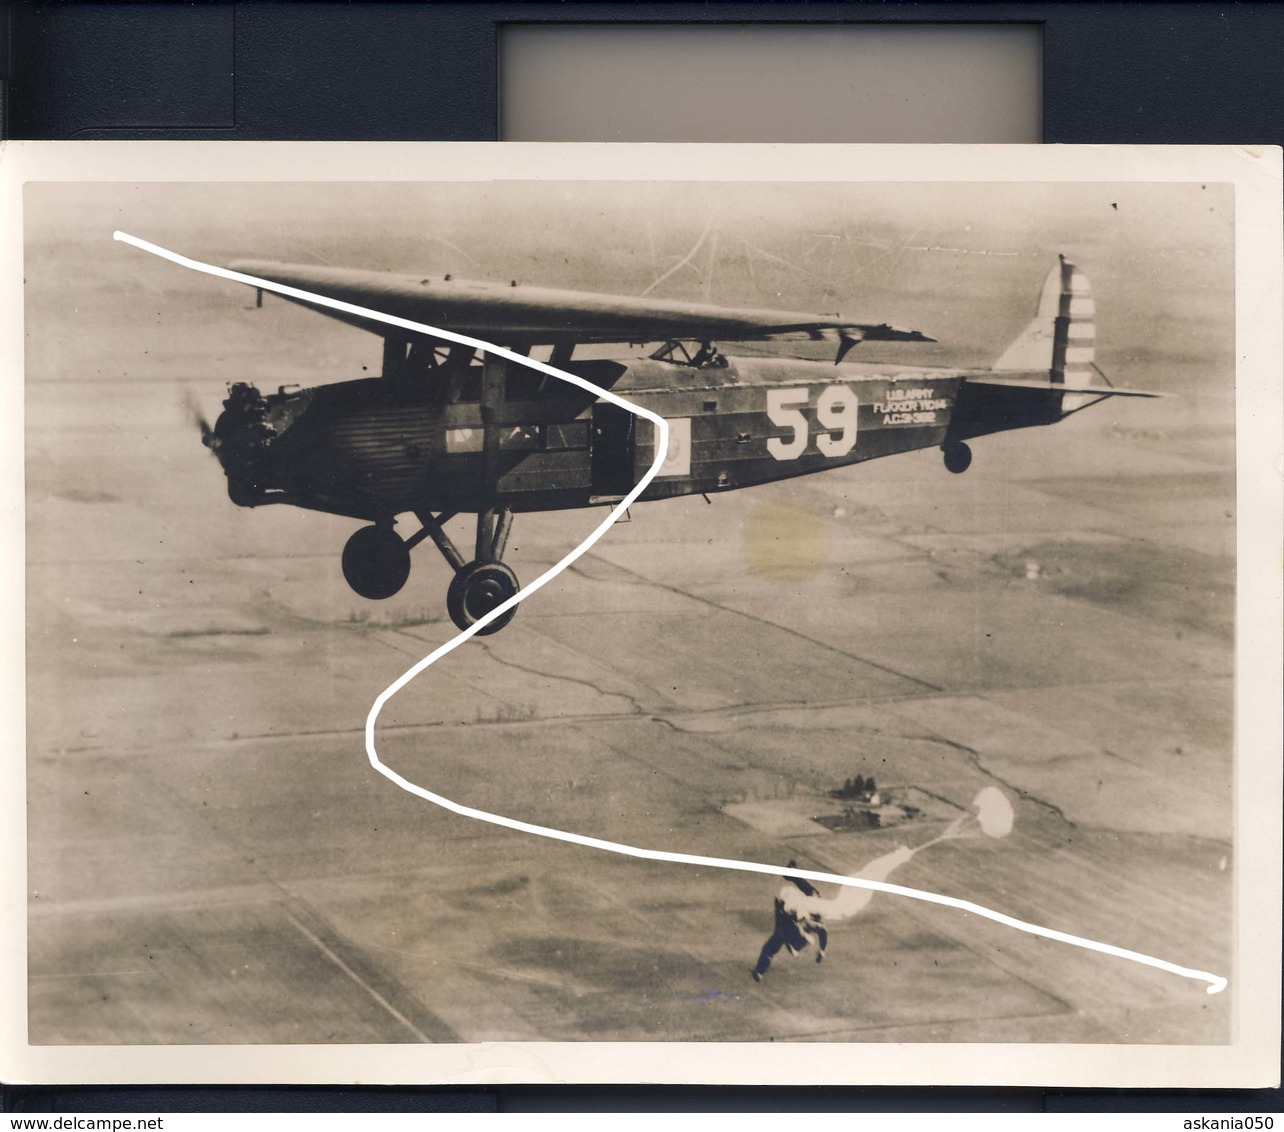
965 375 1166 398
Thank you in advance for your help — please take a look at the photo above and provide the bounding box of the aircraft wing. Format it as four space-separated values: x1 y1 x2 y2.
228 260 933 355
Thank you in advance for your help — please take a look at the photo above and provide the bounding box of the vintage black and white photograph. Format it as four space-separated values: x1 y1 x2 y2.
6 144 1280 1087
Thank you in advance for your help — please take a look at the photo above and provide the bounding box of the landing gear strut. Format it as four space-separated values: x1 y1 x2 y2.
942 441 972 475
340 509 520 633
418 506 520 635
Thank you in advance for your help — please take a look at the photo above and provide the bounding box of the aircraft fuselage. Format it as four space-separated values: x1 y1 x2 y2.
213 354 1058 522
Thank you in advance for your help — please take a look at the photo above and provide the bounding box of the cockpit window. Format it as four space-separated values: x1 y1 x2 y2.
650 340 731 369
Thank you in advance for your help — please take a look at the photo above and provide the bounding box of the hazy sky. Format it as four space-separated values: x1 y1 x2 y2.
25 179 1233 396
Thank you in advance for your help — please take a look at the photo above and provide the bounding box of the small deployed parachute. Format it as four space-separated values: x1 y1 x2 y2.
973 786 1015 839
794 788 1016 927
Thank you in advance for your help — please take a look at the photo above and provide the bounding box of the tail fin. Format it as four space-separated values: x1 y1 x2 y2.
961 258 1161 423
992 255 1095 382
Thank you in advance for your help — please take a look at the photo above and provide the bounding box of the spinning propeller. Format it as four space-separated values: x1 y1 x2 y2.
183 389 219 454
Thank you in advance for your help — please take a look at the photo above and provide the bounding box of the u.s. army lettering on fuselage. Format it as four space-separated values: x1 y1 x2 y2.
875 385 953 427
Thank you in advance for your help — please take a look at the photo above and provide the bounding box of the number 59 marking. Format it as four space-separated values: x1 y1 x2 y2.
766 386 858 461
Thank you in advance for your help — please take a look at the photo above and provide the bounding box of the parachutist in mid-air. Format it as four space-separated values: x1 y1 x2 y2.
751 862 828 982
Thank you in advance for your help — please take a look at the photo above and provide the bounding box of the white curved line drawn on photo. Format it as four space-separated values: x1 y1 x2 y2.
113 230 1228 997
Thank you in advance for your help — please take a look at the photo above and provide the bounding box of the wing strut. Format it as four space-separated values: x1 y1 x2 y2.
481 352 505 494
384 335 446 380
835 331 862 365
382 335 409 379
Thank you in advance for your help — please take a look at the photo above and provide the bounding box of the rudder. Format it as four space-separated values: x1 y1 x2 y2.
992 256 1096 386
953 256 1159 450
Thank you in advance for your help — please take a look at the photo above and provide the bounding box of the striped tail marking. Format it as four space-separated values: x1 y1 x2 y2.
1056 257 1097 391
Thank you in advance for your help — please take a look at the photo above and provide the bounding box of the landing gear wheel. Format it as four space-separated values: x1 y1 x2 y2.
342 525 411 600
943 441 972 475
447 561 519 635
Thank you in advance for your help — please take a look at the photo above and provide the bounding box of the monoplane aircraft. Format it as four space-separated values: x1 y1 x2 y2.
184 254 1158 634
